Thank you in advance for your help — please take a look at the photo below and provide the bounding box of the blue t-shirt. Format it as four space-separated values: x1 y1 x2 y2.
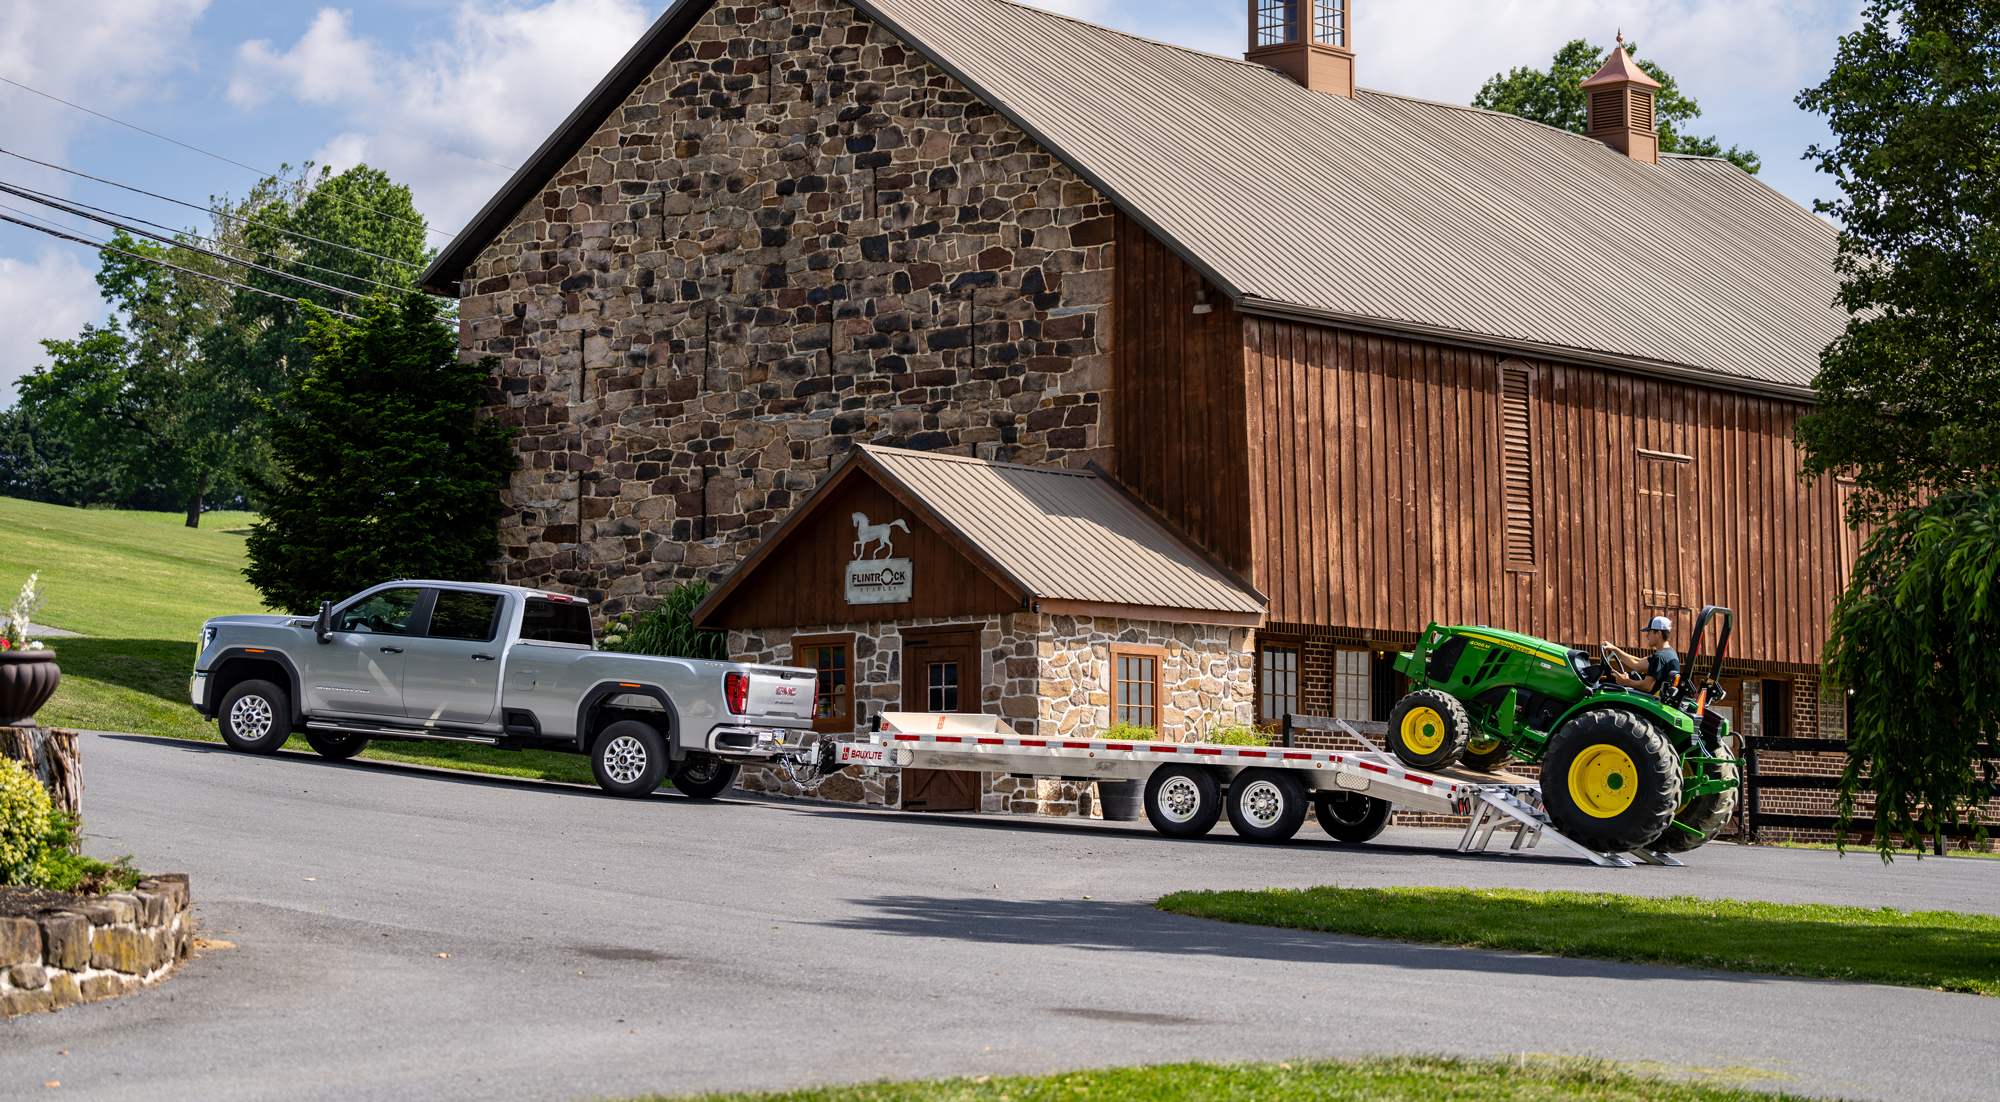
1645 646 1681 696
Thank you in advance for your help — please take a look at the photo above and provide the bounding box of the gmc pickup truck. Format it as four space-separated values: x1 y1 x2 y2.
189 580 817 797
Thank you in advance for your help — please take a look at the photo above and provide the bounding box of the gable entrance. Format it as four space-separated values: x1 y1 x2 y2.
898 626 982 811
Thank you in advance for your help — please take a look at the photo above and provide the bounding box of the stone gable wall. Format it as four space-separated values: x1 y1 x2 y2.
456 0 1115 614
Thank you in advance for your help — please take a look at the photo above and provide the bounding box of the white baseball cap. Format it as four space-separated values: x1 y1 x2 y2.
1642 615 1673 633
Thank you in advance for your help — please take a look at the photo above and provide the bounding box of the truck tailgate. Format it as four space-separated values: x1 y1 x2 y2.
745 666 816 723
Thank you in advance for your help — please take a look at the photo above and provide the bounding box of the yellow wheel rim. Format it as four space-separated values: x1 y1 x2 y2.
1467 737 1502 755
1567 744 1640 818
1400 707 1446 755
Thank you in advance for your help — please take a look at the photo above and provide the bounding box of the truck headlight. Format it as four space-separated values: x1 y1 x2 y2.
200 626 216 651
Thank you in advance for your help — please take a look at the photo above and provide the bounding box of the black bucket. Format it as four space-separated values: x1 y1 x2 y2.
1098 778 1144 821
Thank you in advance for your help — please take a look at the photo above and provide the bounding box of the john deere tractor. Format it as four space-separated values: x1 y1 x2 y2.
1386 607 1742 854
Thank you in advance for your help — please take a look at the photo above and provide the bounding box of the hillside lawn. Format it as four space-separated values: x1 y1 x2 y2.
5 496 594 786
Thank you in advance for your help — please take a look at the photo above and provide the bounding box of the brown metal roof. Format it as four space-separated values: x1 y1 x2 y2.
858 446 1266 616
423 0 1845 395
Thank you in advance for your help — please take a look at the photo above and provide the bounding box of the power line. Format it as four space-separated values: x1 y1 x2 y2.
0 211 360 320
0 75 453 239
0 179 416 296
0 147 423 269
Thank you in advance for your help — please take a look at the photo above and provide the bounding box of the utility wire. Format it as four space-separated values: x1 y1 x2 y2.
0 212 360 320
0 185 381 302
0 179 415 296
0 75 453 239
0 147 423 269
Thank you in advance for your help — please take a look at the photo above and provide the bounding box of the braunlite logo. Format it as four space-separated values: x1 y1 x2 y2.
846 512 912 605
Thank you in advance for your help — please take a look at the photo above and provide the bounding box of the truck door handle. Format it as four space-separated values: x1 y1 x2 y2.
380 646 403 654
472 653 495 661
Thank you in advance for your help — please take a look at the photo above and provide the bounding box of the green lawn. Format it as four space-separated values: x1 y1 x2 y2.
1155 886 2000 996
647 1057 1829 1102
7 497 597 787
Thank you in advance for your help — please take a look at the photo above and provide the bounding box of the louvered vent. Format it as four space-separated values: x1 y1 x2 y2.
1501 365 1533 565
1630 89 1654 129
1590 89 1625 131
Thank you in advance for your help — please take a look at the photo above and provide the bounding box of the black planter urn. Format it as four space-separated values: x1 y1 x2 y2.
1097 778 1144 821
0 650 61 727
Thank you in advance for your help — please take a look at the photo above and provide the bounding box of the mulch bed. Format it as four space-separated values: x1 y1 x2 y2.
0 884 94 920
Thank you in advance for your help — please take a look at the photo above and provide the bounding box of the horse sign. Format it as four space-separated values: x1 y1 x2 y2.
846 512 913 604
852 512 908 559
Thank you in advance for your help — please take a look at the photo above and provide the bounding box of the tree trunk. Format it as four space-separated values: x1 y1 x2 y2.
0 726 80 820
185 468 211 529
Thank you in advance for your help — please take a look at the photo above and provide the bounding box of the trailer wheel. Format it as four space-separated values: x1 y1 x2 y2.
1541 709 1681 853
1225 768 1308 843
1651 745 1740 854
591 721 669 797
1385 690 1472 770
671 753 740 800
218 679 291 755
1315 791 1392 842
303 732 369 760
1144 764 1222 838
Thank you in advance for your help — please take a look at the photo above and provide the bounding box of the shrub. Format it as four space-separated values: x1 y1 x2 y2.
600 581 726 660
1203 720 1273 746
0 759 52 886
36 814 140 894
1100 722 1156 741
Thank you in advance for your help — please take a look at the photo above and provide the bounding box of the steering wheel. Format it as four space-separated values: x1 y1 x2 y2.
1600 640 1633 683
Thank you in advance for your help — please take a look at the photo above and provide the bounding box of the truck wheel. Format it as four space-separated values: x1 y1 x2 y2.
1225 768 1308 843
1541 709 1681 853
1144 764 1222 838
1315 790 1392 842
219 679 291 755
1460 738 1512 772
303 732 369 760
1385 689 1472 770
1651 746 1741 854
591 721 668 797
671 753 740 800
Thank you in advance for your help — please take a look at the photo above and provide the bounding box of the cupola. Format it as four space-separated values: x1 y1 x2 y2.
1246 0 1353 98
1580 32 1663 163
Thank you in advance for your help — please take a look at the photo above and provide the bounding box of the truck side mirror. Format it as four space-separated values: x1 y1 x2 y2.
315 601 333 644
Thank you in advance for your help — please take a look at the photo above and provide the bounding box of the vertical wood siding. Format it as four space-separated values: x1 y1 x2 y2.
1240 317 1848 668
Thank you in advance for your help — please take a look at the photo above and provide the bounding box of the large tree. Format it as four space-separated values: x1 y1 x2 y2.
244 293 515 614
1474 39 1762 174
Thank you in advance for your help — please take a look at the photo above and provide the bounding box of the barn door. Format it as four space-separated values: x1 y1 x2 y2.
1637 448 1692 616
899 628 982 811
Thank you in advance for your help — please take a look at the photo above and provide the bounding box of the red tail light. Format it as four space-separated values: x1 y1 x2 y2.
725 672 748 715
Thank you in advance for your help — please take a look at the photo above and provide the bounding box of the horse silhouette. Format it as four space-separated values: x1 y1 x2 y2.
852 512 909 559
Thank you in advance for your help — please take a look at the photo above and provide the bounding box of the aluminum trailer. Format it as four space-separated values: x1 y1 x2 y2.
810 711 1688 867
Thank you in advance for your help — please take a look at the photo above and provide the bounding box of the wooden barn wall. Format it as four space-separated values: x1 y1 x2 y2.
1241 317 1848 669
1110 212 1253 574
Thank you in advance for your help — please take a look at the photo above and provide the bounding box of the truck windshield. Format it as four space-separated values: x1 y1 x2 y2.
521 598 593 646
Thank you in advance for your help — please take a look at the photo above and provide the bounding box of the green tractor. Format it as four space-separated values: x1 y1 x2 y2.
1386 607 1742 855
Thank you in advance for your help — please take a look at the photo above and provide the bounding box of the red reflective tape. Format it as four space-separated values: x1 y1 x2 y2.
1103 743 1132 751
1283 752 1311 760
1193 748 1222 756
978 738 1003 745
894 734 919 742
935 736 963 743
1360 761 1388 773
1408 775 1433 786
1063 741 1091 749
1149 745 1178 753
1020 739 1045 747
1237 750 1267 758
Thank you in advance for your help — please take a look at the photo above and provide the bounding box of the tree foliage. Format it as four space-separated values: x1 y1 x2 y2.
1473 39 1762 173
1825 478 2000 856
244 292 515 614
1794 0 2000 523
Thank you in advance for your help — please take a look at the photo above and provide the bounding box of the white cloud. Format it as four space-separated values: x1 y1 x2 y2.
231 0 660 238
0 249 103 408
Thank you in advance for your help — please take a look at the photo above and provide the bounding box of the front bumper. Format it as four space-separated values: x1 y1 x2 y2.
706 725 814 759
189 673 211 717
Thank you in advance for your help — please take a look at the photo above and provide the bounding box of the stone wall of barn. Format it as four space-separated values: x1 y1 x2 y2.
454 0 1116 613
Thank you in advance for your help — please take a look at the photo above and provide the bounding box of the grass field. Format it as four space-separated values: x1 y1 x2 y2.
1155 886 2000 996
649 1057 1829 1102
6 496 596 787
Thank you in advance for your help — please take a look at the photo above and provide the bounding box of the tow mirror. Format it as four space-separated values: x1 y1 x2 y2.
315 601 333 644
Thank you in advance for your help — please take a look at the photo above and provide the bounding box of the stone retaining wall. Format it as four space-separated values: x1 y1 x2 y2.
0 874 192 1017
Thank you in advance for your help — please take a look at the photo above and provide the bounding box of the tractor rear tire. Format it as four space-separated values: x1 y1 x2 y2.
1460 739 1513 772
1652 746 1740 854
1315 790 1392 842
1541 709 1681 853
1386 690 1472 771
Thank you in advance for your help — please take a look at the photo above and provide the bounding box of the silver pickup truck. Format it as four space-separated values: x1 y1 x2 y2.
189 580 817 797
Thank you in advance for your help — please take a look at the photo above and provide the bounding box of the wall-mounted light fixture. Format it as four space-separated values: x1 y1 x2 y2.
1192 289 1214 315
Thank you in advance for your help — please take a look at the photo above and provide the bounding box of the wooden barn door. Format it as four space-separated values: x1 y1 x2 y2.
899 628 982 811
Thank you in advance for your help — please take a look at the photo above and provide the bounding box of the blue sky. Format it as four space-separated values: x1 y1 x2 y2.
0 0 1864 403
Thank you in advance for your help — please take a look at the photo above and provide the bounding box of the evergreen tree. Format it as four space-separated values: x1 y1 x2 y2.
244 292 515 614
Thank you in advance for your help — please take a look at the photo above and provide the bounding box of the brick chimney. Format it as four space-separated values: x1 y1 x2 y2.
1581 32 1662 163
1246 0 1353 98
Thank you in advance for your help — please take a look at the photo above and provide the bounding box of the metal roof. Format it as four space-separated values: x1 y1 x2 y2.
423 0 1846 395
859 446 1266 615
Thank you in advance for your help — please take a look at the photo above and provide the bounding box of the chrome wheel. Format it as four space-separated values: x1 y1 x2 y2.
601 735 648 785
1156 774 1203 824
1238 778 1287 829
229 694 274 739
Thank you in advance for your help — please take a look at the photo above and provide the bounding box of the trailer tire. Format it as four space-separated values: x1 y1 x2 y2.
591 721 669 797
672 753 739 800
1541 709 1681 853
1651 746 1740 854
218 679 291 755
303 732 369 760
1144 764 1222 838
1386 689 1472 770
1315 791 1392 842
1225 768 1309 843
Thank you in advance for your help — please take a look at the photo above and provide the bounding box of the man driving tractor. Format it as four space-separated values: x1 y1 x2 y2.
1605 615 1680 696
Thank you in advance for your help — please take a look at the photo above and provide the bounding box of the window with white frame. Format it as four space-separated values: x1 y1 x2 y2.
1334 648 1371 720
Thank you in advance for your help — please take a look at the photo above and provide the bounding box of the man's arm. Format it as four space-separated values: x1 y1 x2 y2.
1603 645 1657 691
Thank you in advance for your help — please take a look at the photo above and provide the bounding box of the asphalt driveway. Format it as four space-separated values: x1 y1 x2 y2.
3 730 1997 1101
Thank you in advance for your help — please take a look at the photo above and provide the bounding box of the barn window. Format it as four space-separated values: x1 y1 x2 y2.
792 633 854 733
1259 644 1298 722
1500 363 1534 565
1333 648 1371 720
1111 645 1164 730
